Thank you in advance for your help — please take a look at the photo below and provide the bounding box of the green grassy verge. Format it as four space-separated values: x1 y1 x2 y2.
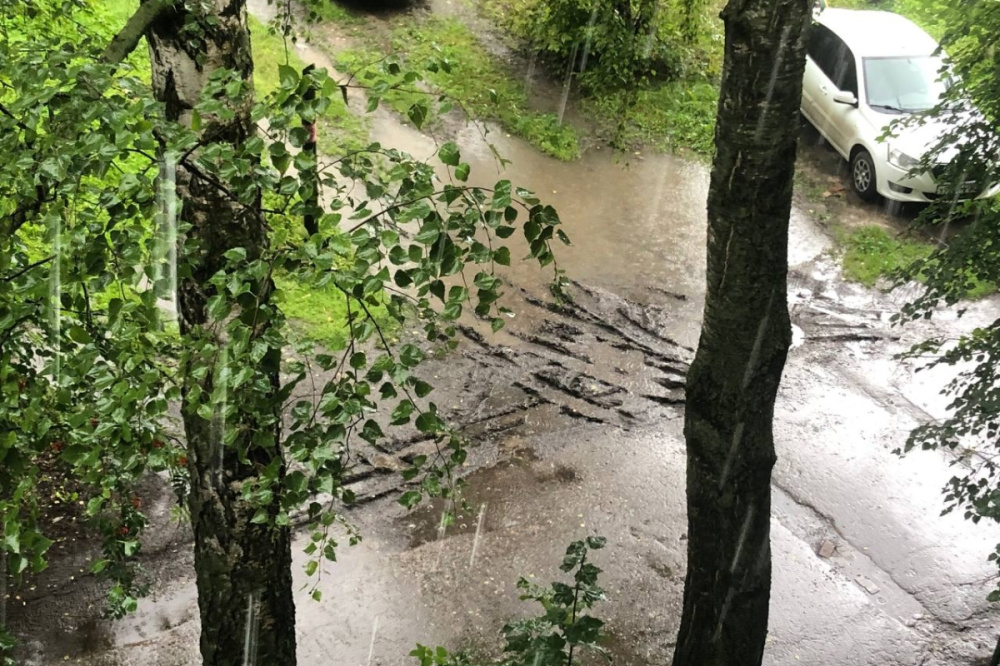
838 226 933 286
275 277 397 350
332 15 580 160
248 16 368 151
585 80 719 157
837 225 995 298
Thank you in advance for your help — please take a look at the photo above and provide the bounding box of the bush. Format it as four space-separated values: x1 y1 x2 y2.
482 0 720 92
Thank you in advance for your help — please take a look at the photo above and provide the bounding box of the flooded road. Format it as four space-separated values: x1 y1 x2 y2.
8 3 1000 665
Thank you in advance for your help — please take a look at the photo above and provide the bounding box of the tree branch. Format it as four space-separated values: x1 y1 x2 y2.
2 256 54 283
102 0 173 64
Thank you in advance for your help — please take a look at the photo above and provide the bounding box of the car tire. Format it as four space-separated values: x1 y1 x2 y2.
850 149 879 202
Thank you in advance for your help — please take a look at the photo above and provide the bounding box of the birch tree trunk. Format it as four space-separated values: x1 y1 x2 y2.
671 0 810 663
146 1 297 664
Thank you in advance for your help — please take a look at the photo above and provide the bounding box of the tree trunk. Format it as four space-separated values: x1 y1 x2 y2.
671 0 810 664
146 2 297 664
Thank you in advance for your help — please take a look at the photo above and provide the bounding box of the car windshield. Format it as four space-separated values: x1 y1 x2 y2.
863 56 950 113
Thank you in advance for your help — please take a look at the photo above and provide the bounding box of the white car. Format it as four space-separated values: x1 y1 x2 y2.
801 8 998 203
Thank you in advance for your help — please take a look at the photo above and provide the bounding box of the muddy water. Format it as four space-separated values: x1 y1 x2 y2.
372 114 711 332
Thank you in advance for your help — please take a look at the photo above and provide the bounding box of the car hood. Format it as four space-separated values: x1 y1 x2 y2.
876 110 978 162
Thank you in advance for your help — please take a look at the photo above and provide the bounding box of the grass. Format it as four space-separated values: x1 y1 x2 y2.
586 80 719 157
333 15 581 160
275 277 397 350
837 225 995 298
248 16 368 151
838 225 933 286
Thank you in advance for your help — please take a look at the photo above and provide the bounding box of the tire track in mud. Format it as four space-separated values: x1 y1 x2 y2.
338 282 694 503
340 277 903 504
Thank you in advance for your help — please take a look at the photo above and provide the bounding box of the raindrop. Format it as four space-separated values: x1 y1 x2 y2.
525 50 538 94
755 22 794 140
366 615 379 666
155 152 179 325
49 212 62 378
432 511 448 571
469 503 487 568
1 549 7 631
718 422 744 492
578 5 600 75
712 588 735 641
212 344 230 479
557 42 580 126
640 1 661 61
242 590 261 666
729 504 756 574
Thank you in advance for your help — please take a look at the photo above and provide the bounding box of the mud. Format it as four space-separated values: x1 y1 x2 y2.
7 2 1000 665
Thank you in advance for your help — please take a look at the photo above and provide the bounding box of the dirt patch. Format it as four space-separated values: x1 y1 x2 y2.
795 117 925 235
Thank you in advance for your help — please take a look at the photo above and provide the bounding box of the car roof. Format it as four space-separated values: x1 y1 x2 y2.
817 8 939 58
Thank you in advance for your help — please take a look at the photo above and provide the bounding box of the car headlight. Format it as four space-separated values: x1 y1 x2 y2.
888 146 920 170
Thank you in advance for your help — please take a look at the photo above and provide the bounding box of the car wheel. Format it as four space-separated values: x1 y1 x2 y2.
850 149 879 202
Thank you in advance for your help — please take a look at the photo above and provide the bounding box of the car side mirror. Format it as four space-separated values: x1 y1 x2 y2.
833 90 858 107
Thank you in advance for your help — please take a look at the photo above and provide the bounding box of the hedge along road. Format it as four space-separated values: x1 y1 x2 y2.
8 2 1000 665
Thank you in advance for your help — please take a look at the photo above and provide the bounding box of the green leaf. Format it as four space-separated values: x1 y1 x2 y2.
415 411 440 434
391 399 415 425
439 142 461 166
565 615 604 646
516 187 540 205
398 490 422 509
415 221 441 245
455 163 471 182
350 352 367 369
399 344 424 368
407 102 429 129
67 326 93 344
279 64 300 89
122 540 140 557
493 247 511 266
223 247 247 263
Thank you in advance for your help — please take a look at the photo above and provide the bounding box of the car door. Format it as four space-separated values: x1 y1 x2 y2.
823 35 860 154
802 23 833 127
804 25 857 157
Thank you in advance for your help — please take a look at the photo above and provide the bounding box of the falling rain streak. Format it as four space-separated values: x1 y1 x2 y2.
213 344 231 479
49 212 62 378
469 503 487 568
155 152 179 325
242 590 261 666
754 20 794 141
433 511 448 571
366 616 379 666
